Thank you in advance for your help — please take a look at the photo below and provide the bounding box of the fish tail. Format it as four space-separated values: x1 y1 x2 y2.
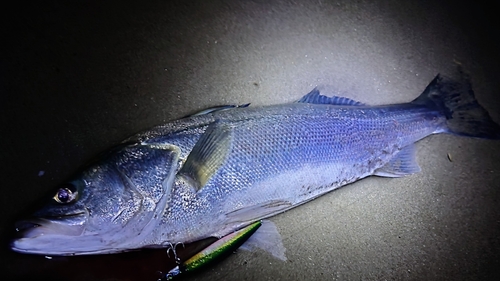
412 71 500 139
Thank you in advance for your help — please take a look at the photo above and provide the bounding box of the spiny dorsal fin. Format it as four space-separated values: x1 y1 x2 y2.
297 88 365 106
187 103 251 117
178 122 233 191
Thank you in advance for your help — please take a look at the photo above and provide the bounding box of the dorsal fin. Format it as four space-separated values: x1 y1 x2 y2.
187 103 251 117
297 88 364 106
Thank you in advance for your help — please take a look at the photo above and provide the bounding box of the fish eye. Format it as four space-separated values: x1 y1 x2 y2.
53 183 78 204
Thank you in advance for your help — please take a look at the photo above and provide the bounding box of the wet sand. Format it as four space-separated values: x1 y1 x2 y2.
2 0 499 280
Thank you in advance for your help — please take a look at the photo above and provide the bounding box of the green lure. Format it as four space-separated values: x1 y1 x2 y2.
164 221 262 280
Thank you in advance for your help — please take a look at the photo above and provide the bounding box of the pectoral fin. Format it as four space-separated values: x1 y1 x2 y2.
178 122 233 191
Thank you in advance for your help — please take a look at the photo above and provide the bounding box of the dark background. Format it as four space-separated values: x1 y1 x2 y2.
2 0 499 280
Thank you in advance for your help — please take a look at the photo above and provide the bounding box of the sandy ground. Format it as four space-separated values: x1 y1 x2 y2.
2 0 500 280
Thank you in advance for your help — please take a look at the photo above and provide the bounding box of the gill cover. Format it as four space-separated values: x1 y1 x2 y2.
12 143 181 255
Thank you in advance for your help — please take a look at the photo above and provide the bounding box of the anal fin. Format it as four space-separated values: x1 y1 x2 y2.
239 220 287 261
374 144 421 177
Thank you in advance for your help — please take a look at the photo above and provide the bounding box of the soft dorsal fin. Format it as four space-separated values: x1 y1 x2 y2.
297 88 365 106
178 122 233 191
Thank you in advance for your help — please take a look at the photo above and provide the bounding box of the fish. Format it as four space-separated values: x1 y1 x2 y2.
11 71 500 263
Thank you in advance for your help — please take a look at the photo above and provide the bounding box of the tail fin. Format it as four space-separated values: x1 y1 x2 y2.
412 71 500 139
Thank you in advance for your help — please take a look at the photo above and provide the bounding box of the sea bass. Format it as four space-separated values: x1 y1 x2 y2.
11 72 500 258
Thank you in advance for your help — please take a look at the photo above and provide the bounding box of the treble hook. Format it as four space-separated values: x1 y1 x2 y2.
166 242 185 264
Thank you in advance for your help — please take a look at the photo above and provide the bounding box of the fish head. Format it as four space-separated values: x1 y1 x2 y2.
11 144 180 255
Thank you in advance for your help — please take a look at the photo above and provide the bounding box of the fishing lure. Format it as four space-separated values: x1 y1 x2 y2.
163 221 262 280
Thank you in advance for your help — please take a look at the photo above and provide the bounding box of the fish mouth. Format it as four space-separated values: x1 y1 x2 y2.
11 212 89 255
14 212 87 239
11 209 146 256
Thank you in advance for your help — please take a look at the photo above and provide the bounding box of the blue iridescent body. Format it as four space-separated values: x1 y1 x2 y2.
11 73 500 256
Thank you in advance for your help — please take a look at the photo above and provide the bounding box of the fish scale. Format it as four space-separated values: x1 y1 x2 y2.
11 73 500 259
150 102 444 244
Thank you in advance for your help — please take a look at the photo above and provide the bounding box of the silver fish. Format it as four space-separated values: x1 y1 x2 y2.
11 72 500 258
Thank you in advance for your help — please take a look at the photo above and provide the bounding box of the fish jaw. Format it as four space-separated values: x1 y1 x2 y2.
11 233 116 256
15 214 87 238
11 197 171 255
11 211 155 256
11 143 182 255
12 213 88 255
